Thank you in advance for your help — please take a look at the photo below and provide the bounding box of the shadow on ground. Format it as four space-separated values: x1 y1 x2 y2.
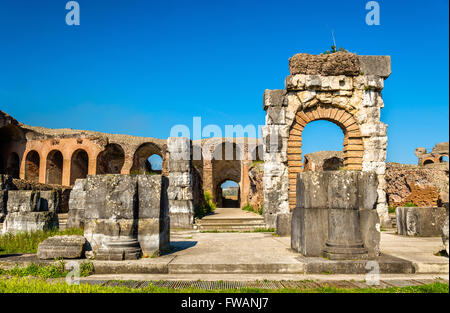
163 241 197 255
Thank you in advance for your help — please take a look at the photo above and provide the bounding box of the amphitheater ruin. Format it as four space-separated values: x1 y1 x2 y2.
1 52 448 265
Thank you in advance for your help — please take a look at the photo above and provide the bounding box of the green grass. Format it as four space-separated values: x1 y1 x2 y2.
404 202 417 207
388 206 396 214
0 228 84 255
242 203 263 215
0 277 447 293
194 191 216 219
0 261 94 279
253 228 276 233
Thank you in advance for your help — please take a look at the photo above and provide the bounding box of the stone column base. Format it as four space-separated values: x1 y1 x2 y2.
96 238 142 261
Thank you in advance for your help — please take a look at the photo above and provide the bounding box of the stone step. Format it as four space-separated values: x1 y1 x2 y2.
197 224 269 231
196 218 264 225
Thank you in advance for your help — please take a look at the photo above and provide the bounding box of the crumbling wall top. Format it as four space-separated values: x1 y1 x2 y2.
288 52 391 78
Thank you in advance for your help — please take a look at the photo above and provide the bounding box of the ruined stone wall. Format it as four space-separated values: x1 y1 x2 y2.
247 162 264 211
262 52 391 228
385 162 449 208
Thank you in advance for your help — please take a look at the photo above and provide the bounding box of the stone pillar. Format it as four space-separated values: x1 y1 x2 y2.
83 175 142 260
240 158 250 208
291 171 380 260
262 90 290 229
167 137 194 228
39 153 46 184
137 175 170 256
67 179 87 229
202 159 213 195
62 157 71 186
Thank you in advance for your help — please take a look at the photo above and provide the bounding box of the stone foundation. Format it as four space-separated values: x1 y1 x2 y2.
291 171 380 260
82 174 169 260
2 190 58 233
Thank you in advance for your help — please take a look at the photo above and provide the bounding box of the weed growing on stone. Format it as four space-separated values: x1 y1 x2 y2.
194 191 216 219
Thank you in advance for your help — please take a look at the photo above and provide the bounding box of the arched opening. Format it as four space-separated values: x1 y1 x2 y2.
6 152 20 178
0 124 25 175
439 155 449 163
217 180 240 208
96 144 125 174
212 142 242 206
70 149 89 185
131 142 163 174
25 150 40 182
46 150 63 185
147 154 163 174
423 159 434 166
287 107 363 209
302 120 344 171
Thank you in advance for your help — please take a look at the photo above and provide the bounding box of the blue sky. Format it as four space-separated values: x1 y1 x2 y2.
0 0 448 164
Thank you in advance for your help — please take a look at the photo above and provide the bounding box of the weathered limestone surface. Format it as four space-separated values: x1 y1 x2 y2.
291 171 380 259
37 235 87 259
442 218 449 255
67 179 87 229
263 53 391 229
396 206 448 237
0 175 12 222
82 174 169 260
167 137 194 228
2 190 58 233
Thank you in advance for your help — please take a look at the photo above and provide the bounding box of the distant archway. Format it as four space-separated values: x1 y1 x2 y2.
423 159 434 166
46 150 63 185
212 142 242 206
25 150 40 182
131 142 163 174
217 180 240 208
96 144 125 174
6 152 20 178
439 155 449 163
70 149 89 185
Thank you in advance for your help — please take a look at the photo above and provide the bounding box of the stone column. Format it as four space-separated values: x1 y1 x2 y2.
322 172 377 260
62 157 71 186
84 175 142 260
262 89 290 229
291 171 380 260
167 137 194 228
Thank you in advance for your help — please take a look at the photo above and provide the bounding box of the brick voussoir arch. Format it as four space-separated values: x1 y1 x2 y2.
287 105 364 209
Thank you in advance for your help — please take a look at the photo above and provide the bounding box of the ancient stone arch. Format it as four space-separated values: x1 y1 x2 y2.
287 105 364 208
96 143 125 174
211 142 242 206
25 150 40 182
262 52 391 228
46 150 64 184
131 142 165 175
6 152 20 178
70 149 89 185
